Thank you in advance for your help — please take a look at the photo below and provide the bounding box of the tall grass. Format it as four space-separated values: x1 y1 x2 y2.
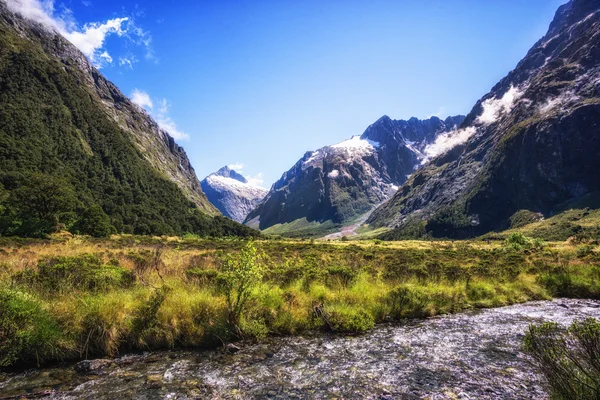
0 235 599 367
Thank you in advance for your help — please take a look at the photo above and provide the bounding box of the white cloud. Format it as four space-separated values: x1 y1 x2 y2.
119 55 137 69
155 99 189 141
61 17 128 63
130 89 153 110
98 50 112 64
422 126 477 163
228 163 245 171
129 91 189 141
425 106 447 119
245 173 265 188
476 86 522 125
6 0 152 68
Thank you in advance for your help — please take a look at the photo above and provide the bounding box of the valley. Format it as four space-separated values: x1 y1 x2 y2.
1 0 600 398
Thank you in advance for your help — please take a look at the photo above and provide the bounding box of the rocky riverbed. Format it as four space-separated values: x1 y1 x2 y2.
2 299 600 399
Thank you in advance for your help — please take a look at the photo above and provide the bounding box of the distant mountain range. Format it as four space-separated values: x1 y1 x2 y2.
201 167 267 223
368 0 600 239
244 115 464 236
1 0 599 241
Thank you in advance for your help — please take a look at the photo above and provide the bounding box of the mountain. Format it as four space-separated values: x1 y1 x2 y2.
0 1 257 238
368 0 600 239
245 115 464 236
201 166 268 223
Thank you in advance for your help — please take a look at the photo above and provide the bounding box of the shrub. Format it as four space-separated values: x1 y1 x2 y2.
577 245 595 259
73 205 116 238
185 268 218 285
387 285 429 319
127 248 165 280
216 240 265 333
14 254 135 293
509 210 543 229
524 318 600 399
132 286 171 348
0 289 62 366
326 265 358 288
505 232 532 250
326 306 375 333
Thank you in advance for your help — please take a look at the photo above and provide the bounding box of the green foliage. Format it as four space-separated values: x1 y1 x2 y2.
0 27 257 239
132 286 171 348
426 204 473 238
524 318 600 399
13 254 135 293
217 240 265 332
0 289 61 366
72 205 115 237
505 232 545 251
326 306 375 333
185 268 218 285
509 210 543 229
387 285 429 318
326 265 359 288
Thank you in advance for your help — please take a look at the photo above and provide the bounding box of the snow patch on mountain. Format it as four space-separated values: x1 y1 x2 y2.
201 167 267 223
328 170 340 178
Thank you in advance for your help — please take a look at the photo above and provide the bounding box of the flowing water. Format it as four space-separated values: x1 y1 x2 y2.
2 299 600 399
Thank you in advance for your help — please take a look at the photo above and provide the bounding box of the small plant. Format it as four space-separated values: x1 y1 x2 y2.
0 289 62 366
524 318 600 399
326 306 374 333
217 240 265 334
13 254 135 293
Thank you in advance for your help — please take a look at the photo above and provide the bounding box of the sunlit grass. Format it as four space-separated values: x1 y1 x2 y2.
0 234 599 367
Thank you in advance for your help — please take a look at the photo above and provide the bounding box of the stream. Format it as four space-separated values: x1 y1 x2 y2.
2 299 600 399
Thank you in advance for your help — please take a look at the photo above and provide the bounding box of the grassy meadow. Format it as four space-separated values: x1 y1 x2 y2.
1 233 600 368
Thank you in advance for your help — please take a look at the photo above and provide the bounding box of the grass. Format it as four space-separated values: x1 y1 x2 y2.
0 234 599 367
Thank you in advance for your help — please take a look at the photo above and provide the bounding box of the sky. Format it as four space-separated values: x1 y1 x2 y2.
9 0 566 188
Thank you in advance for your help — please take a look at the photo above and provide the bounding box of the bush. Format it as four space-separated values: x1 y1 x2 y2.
132 286 171 348
509 210 543 229
185 268 218 285
14 254 135 293
326 265 358 288
524 318 600 399
387 285 429 318
73 205 116 238
0 289 62 366
217 240 265 333
326 306 375 333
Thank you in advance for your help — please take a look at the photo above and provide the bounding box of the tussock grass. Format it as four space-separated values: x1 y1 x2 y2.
0 234 599 367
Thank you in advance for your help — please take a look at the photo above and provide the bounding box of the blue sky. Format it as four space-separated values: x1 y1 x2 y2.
13 0 566 188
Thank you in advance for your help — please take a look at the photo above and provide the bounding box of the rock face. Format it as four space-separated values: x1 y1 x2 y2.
0 1 217 216
368 0 600 238
245 115 464 233
201 167 268 223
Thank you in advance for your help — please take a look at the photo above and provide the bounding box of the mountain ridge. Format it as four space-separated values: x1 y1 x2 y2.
368 0 600 239
245 114 464 235
201 167 268 223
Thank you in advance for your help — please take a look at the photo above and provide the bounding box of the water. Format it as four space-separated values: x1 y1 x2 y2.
2 299 600 399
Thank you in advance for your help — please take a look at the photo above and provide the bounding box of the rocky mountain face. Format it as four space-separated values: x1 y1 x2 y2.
0 1 216 216
0 1 260 237
368 0 600 239
201 167 268 223
245 115 464 233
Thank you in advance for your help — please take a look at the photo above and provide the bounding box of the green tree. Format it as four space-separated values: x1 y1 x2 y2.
74 205 115 237
217 240 264 333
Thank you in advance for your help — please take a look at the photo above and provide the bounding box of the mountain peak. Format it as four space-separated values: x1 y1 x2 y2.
214 166 248 184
